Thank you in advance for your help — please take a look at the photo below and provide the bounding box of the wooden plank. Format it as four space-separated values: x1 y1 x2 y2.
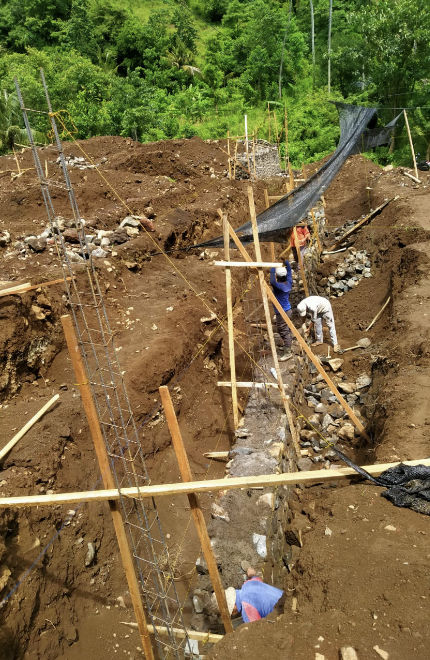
327 198 396 251
60 315 155 660
403 170 421 184
213 261 283 268
218 381 280 389
227 130 232 180
204 451 229 460
120 621 224 643
226 224 369 439
222 214 239 430
0 394 59 462
247 187 301 458
293 227 310 297
264 188 276 262
3 457 430 508
0 277 72 298
159 386 234 634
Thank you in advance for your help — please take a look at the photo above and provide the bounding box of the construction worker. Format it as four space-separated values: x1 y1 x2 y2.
291 224 310 263
270 261 293 361
223 568 284 623
297 295 341 353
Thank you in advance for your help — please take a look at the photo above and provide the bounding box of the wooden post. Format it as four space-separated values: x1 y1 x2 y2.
233 139 238 179
288 160 294 190
159 386 234 635
247 187 300 457
310 209 322 254
264 188 276 262
284 104 288 172
60 315 155 660
226 226 369 439
403 109 419 180
227 130 232 180
252 132 257 179
267 102 271 142
293 227 310 297
222 213 239 429
273 111 279 144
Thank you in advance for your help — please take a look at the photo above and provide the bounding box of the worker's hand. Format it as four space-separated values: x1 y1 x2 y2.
301 323 310 337
246 567 257 578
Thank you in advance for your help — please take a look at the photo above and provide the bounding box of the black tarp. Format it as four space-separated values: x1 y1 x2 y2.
194 103 401 247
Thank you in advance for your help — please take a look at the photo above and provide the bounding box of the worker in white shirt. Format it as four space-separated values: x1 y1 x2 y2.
297 295 341 353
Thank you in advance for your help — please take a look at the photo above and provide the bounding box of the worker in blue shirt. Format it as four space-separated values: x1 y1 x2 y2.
223 568 284 623
270 261 293 361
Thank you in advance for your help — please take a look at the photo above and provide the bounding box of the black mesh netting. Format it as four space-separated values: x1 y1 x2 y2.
195 103 401 248
335 449 430 516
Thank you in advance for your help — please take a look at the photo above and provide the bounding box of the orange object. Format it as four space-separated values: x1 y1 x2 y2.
290 225 310 247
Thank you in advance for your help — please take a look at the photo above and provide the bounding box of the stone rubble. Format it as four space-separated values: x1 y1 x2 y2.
319 248 372 297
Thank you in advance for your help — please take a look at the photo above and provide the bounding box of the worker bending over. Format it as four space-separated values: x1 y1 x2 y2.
270 262 293 361
297 295 341 353
223 568 284 623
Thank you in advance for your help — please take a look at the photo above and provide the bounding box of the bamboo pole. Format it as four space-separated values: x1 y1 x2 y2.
293 227 310 297
60 315 155 660
0 277 72 298
252 132 257 179
288 160 294 190
226 224 369 439
214 261 282 268
247 187 300 457
267 103 271 143
0 394 59 462
4 457 430 508
310 209 322 254
403 109 419 180
222 214 239 429
159 386 234 634
233 140 238 179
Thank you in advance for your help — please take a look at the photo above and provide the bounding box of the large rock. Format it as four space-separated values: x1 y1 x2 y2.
297 457 313 471
111 229 129 244
62 228 80 243
322 413 334 430
27 237 47 252
328 358 343 372
356 374 372 389
0 230 11 247
338 423 355 440
338 381 356 394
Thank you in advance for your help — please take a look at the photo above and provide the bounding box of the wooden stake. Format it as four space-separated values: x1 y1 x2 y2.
403 170 421 184
233 139 238 179
310 209 322 254
60 315 155 660
0 394 59 462
264 189 276 262
44 159 48 179
403 109 419 180
159 386 234 634
267 102 271 143
120 621 224 644
247 187 300 457
227 130 232 180
226 225 369 439
288 160 294 190
365 296 391 332
252 132 257 179
293 227 310 297
222 214 239 429
3 456 430 508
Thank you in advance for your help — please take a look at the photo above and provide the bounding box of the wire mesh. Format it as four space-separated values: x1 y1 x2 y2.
14 71 192 659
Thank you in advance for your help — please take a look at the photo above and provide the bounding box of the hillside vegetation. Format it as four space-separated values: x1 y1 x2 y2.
0 0 429 166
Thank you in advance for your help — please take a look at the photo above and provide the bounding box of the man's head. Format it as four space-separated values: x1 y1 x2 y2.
275 266 287 282
297 301 307 317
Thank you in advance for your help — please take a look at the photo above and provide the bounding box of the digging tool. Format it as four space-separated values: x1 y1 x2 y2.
340 337 371 354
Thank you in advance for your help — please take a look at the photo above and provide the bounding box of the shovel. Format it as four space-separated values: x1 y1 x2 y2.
340 337 371 354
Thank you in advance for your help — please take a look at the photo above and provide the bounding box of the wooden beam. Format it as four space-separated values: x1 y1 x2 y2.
226 224 369 439
3 457 430 508
247 187 301 458
222 213 239 429
0 394 59 462
327 198 397 252
264 189 276 262
159 386 234 635
403 170 421 184
310 209 322 254
61 315 155 660
293 227 309 297
213 261 283 268
120 621 224 643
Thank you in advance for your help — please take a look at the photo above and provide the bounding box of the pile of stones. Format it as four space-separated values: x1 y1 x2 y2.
56 155 107 170
7 211 154 262
319 248 371 297
297 359 372 470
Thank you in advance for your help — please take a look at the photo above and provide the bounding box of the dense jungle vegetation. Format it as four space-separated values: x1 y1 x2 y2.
0 0 429 165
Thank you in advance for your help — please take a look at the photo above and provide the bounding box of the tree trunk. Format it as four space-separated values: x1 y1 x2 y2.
328 0 333 95
310 0 315 87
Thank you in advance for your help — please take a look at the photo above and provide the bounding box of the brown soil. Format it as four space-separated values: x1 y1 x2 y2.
0 137 429 660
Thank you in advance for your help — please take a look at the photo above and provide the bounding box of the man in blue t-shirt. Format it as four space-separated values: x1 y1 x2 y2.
270 261 293 361
223 568 284 623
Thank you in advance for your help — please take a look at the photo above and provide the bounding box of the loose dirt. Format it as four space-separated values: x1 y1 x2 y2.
0 137 429 659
